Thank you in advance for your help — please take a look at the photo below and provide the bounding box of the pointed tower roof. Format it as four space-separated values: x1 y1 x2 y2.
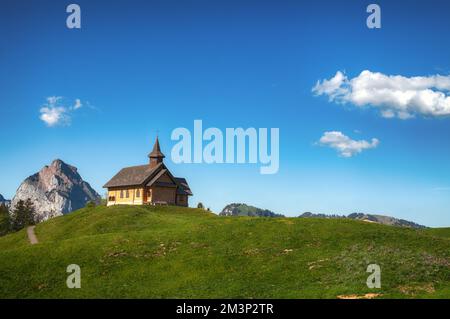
148 136 165 159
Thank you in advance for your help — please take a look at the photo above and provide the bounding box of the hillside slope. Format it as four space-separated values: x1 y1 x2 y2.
0 205 449 298
220 203 284 217
299 212 426 229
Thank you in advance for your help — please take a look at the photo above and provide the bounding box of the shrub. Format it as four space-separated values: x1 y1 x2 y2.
85 201 97 209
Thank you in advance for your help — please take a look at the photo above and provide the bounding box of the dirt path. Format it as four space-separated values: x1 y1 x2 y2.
27 226 38 245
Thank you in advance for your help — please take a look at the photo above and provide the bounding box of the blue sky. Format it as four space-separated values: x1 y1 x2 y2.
1 0 450 226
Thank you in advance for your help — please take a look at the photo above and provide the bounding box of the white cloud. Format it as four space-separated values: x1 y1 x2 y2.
73 99 82 110
318 131 379 158
39 96 84 127
47 96 62 105
39 106 70 127
312 70 450 119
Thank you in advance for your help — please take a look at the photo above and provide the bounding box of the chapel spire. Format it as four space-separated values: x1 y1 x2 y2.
148 136 165 167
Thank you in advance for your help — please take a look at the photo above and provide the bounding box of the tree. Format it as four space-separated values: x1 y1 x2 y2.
197 202 204 209
11 198 37 231
0 204 11 236
85 201 96 209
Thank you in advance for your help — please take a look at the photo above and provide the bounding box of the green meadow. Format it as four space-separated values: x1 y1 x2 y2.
0 205 449 298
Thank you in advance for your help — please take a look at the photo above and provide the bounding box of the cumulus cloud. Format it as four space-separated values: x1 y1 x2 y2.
312 70 450 119
39 96 84 127
40 106 69 127
318 131 379 157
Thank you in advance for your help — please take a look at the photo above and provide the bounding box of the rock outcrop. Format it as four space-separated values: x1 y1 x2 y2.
11 159 100 221
0 194 10 208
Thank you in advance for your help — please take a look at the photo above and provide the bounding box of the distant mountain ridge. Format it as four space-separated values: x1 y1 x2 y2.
299 212 426 229
219 203 425 229
219 203 285 217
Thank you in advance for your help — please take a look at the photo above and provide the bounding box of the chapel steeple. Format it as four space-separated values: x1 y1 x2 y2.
148 136 165 168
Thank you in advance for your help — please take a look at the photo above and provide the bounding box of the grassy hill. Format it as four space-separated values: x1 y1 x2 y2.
0 205 449 299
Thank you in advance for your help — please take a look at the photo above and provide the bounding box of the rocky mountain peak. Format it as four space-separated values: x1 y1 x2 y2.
11 159 100 222
0 194 4 202
51 158 71 169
